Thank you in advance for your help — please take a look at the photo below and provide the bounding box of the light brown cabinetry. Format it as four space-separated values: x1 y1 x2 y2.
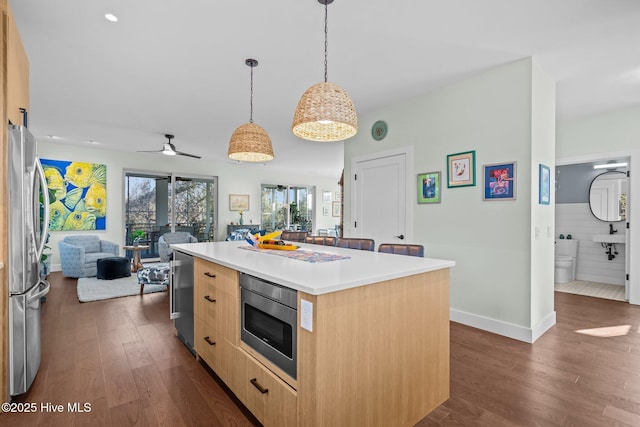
190 253 450 427
193 258 238 385
192 257 298 427
296 269 450 427
1 0 29 404
235 347 297 427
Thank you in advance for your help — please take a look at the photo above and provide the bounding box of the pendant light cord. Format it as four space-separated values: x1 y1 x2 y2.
249 64 254 123
324 1 328 83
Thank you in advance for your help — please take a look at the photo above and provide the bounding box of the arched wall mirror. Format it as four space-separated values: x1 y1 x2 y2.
589 171 627 222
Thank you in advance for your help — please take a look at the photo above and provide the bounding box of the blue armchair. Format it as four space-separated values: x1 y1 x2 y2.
58 235 119 278
158 232 197 262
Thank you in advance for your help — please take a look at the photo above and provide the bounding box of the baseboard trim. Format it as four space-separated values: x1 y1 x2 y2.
450 309 556 343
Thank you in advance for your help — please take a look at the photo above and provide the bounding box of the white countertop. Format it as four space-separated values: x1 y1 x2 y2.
172 241 455 295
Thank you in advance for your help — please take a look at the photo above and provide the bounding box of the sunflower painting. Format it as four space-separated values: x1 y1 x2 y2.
40 159 107 231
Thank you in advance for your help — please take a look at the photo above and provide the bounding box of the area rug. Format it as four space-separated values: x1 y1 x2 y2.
555 280 625 302
77 271 167 302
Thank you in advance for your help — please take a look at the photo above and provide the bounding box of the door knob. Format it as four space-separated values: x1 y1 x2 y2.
394 234 405 240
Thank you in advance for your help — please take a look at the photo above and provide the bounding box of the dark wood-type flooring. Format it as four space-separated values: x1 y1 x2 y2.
2 272 640 426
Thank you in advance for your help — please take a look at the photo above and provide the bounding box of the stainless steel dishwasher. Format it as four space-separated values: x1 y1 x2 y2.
171 250 195 355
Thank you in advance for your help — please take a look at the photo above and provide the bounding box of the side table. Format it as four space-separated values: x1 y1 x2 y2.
123 245 150 272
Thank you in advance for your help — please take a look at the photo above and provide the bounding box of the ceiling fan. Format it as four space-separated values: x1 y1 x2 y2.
137 134 201 159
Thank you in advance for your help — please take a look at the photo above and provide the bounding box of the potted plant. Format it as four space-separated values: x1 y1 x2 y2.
132 230 145 246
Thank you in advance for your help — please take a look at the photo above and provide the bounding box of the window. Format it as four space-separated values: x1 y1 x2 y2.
125 171 217 260
261 184 314 232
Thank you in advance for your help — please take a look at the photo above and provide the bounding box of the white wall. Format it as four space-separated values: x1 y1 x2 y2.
529 60 556 337
557 106 640 304
37 142 341 269
344 58 556 342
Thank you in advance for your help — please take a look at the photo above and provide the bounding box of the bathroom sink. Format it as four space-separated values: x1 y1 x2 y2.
593 234 625 244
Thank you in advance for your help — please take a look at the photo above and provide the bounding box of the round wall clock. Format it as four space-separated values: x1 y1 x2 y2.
371 120 388 141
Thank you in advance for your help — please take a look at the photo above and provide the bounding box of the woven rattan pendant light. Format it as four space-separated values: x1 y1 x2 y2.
228 58 274 162
292 0 357 142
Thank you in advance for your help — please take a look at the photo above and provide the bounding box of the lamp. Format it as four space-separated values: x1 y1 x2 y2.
228 58 274 162
292 0 357 142
593 162 627 170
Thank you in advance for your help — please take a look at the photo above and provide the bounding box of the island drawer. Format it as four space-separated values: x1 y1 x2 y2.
194 280 217 327
235 348 297 427
194 316 218 369
195 258 239 297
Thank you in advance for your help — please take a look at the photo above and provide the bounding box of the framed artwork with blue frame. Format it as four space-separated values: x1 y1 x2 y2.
40 159 107 231
483 161 516 201
539 163 550 205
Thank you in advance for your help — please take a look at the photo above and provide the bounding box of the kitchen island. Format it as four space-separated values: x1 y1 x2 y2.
172 241 455 427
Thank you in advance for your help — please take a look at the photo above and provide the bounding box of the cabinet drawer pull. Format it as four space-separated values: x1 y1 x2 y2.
204 272 216 278
204 336 216 346
204 295 216 303
250 378 269 394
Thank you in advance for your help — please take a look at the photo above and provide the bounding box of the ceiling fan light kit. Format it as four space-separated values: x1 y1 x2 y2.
228 58 275 162
138 134 202 159
162 143 177 156
292 0 358 142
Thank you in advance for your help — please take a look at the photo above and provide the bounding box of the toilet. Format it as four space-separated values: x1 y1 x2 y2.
555 239 578 284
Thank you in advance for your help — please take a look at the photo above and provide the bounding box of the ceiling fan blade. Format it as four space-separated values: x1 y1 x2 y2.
175 151 202 159
136 149 163 153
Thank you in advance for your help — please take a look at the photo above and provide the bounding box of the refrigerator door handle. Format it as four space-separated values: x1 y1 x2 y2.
34 157 50 261
170 259 178 319
27 280 51 303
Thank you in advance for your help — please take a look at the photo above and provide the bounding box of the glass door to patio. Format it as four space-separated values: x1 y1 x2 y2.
125 171 217 260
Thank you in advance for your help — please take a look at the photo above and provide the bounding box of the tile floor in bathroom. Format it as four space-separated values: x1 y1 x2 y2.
555 280 626 301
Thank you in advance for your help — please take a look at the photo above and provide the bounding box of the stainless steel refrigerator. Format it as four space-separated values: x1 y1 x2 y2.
171 250 194 355
7 124 51 396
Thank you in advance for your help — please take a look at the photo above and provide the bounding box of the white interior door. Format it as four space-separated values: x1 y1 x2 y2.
353 152 408 249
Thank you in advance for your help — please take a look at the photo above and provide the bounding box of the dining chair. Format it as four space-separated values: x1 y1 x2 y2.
281 230 309 242
336 238 375 251
377 243 424 257
304 235 337 246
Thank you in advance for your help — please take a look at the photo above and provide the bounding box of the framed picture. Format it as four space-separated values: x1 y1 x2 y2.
332 201 341 217
447 150 476 188
417 171 441 204
539 164 550 205
40 159 107 231
335 191 341 200
323 206 330 216
323 190 332 203
483 161 516 200
229 194 249 211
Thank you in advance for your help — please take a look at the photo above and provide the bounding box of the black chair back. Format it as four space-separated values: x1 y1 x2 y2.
378 243 424 257
336 238 375 251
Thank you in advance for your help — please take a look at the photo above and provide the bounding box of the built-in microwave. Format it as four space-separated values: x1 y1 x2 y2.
240 273 297 379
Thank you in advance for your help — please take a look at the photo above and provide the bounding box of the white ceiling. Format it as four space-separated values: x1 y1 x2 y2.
11 0 640 179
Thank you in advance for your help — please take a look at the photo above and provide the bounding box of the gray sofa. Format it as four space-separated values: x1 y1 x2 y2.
58 235 119 278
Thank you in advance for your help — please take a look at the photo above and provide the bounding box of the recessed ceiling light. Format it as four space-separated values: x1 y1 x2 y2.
593 162 627 169
87 140 100 145
104 13 118 22
47 135 60 139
